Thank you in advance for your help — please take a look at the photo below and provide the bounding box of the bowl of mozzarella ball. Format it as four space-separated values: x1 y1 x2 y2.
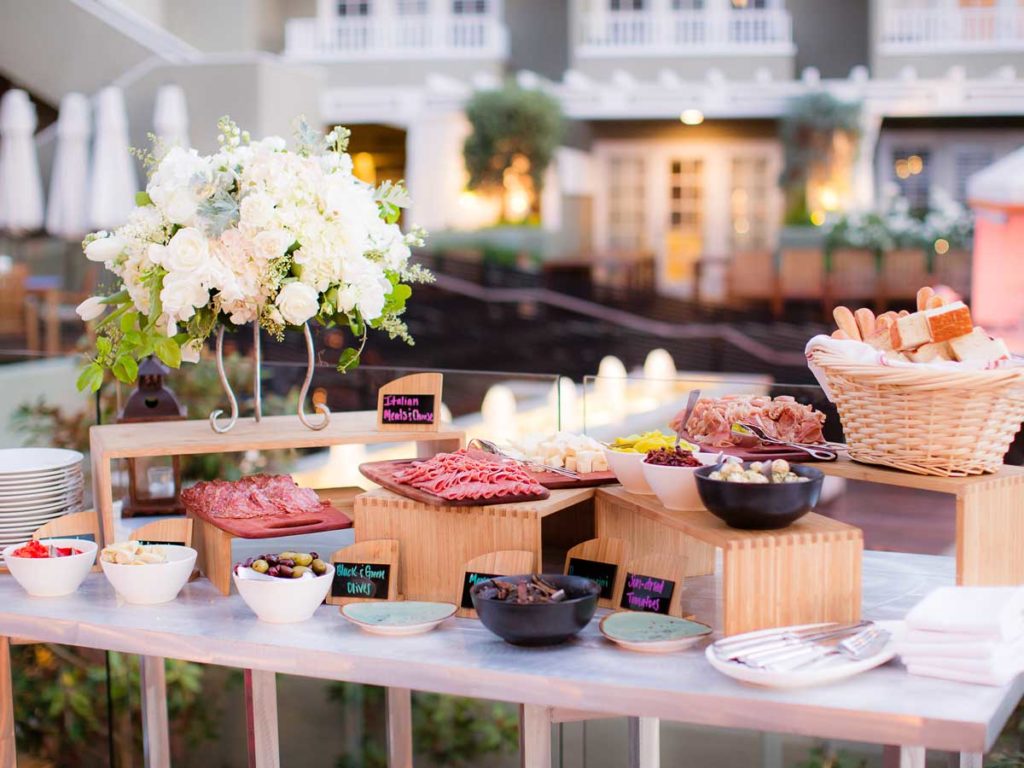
694 459 823 530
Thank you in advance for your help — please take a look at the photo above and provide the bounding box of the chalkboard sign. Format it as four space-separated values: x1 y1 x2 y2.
566 557 617 600
40 533 96 543
380 394 436 426
135 540 184 547
619 572 675 615
332 562 392 600
460 571 500 609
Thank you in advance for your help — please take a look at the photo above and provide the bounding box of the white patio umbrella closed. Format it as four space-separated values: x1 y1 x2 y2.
0 89 45 234
45 92 91 240
88 86 137 231
153 83 189 148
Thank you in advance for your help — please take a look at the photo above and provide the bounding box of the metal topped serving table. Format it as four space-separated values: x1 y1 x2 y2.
0 551 1020 768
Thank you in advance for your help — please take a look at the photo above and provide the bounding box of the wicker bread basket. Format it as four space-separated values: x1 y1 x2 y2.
809 347 1024 477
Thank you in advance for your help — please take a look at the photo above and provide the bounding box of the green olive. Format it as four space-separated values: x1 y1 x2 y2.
251 559 269 574
311 559 328 576
292 565 310 579
293 552 313 567
278 551 297 561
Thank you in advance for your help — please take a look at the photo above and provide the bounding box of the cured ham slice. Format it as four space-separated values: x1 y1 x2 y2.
181 474 332 520
393 449 547 501
672 395 826 448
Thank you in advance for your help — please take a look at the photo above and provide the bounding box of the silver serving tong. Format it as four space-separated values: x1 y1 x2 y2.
732 423 839 461
676 389 701 448
469 438 581 479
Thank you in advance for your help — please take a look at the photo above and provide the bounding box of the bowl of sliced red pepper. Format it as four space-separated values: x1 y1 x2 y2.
2 538 97 597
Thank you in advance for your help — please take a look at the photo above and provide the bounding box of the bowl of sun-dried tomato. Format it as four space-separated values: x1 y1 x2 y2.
3 538 97 597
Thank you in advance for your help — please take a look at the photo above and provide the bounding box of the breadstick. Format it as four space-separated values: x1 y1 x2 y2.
898 310 910 318
854 308 876 339
875 314 894 331
831 329 851 340
917 287 935 312
832 306 862 341
926 295 944 310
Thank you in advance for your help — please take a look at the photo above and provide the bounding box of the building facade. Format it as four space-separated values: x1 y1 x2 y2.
4 0 1024 297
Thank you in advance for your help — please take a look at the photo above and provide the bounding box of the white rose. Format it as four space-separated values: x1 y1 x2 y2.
252 229 294 262
164 227 209 274
275 282 320 326
85 235 126 263
161 187 199 226
240 193 275 230
75 296 106 321
147 243 167 267
160 271 209 320
355 275 390 321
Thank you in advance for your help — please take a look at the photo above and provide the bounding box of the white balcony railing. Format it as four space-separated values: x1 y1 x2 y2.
284 13 508 60
879 5 1024 53
576 8 794 57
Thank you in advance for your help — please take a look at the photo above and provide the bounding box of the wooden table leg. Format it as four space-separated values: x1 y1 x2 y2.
0 637 15 768
627 717 659 768
958 754 983 768
140 656 170 768
386 688 413 768
245 669 280 768
519 704 552 768
883 745 925 768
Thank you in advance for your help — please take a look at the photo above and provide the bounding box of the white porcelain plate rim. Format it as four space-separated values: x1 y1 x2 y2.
0 449 84 475
0 468 83 485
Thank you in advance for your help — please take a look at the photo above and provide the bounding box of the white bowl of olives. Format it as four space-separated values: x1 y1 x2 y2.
232 551 333 624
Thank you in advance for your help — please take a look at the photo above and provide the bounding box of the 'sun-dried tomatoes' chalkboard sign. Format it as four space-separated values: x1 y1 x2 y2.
619 572 675 615
566 557 617 600
333 562 392 600
381 394 436 426
461 572 500 609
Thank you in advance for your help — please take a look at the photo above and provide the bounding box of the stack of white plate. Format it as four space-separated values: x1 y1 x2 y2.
0 448 85 560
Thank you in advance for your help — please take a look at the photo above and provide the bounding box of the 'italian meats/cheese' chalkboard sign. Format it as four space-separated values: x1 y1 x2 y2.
619 572 675 615
333 562 392 600
381 394 435 426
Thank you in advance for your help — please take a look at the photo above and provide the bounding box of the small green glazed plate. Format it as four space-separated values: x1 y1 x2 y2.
599 611 712 653
341 601 456 636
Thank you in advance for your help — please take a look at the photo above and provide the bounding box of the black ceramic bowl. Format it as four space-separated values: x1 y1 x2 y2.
470 574 601 646
694 463 824 530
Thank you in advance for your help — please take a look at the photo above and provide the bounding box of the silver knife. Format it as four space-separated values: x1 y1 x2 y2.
714 621 871 660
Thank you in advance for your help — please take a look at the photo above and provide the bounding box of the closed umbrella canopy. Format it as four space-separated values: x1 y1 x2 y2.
88 86 137 231
0 89 45 234
153 83 189 148
46 92 91 240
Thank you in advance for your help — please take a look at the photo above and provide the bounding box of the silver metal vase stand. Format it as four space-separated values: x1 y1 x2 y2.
209 322 331 433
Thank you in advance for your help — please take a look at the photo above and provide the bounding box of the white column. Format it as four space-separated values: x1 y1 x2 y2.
386 688 414 768
650 0 673 48
707 0 730 46
428 0 448 50
853 111 883 212
405 110 471 231
139 656 171 768
377 0 395 50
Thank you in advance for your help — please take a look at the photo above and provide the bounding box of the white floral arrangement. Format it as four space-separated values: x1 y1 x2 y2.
75 117 431 392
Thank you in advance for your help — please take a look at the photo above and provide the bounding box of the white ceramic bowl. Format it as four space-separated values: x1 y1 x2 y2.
101 545 197 605
233 568 333 623
603 447 655 495
2 539 97 597
641 452 722 511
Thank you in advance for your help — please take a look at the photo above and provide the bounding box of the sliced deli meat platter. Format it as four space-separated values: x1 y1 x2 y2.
0 448 85 562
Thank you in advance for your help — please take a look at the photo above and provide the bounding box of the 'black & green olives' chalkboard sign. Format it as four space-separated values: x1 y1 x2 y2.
566 557 617 600
461 572 500 609
619 572 675 615
333 562 392 600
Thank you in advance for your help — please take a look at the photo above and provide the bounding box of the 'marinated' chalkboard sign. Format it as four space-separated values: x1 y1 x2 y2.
566 557 617 600
332 562 392 600
461 571 500 609
619 572 675 615
381 394 436 426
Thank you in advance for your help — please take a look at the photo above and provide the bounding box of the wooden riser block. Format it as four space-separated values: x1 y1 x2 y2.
593 505 716 580
354 488 596 604
595 487 863 635
958 475 1024 586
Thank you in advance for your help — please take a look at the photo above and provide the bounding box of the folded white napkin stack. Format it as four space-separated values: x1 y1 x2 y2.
897 586 1024 686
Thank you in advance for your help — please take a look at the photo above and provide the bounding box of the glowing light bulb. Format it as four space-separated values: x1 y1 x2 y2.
680 109 704 126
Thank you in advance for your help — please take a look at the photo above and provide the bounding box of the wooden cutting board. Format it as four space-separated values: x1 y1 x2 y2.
184 490 354 539
359 460 550 507
681 432 837 463
529 468 619 489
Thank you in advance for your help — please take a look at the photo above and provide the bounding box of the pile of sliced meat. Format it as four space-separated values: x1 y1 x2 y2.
181 474 332 520
672 395 826 448
393 449 547 501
